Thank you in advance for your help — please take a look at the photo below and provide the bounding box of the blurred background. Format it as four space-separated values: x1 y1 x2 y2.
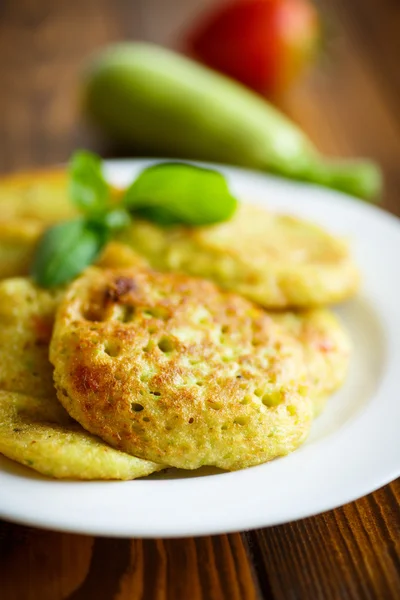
0 0 399 211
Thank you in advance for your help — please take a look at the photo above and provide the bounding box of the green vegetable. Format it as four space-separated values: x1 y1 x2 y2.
82 42 382 201
69 150 109 216
31 219 109 287
123 162 237 225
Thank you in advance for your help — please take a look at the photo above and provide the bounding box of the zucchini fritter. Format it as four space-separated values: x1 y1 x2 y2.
0 391 161 480
119 203 359 308
51 267 313 470
274 309 351 416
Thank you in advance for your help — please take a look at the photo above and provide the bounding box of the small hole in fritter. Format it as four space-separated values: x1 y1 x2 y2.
158 336 175 353
104 342 120 357
143 307 169 320
83 310 101 322
150 391 161 397
119 305 135 323
209 401 223 411
262 391 284 408
188 418 194 424
234 416 249 426
142 340 155 353
131 403 144 412
262 395 274 407
240 396 252 405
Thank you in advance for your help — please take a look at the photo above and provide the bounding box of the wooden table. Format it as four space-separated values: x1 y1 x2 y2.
0 1 399 598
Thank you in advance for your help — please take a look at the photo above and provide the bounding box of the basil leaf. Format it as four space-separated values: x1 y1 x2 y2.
31 219 109 287
69 150 109 216
123 162 238 226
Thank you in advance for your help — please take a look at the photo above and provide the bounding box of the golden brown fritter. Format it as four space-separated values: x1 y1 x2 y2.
0 278 63 398
119 203 359 308
0 170 76 279
274 309 351 416
0 220 44 279
0 169 76 224
50 267 313 470
0 391 163 480
96 241 149 270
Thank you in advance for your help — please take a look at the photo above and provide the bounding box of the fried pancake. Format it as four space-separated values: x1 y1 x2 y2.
51 267 313 471
274 309 351 416
0 391 161 480
119 203 359 308
0 278 62 398
96 241 149 270
0 169 76 224
0 220 44 279
0 278 162 479
0 170 76 279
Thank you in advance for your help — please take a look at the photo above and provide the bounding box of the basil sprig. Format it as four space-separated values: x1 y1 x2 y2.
31 151 129 287
31 153 238 288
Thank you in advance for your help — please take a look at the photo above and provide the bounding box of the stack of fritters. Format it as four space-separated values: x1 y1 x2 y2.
0 171 353 478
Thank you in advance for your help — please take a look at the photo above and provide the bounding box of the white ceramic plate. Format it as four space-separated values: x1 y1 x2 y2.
1 160 399 538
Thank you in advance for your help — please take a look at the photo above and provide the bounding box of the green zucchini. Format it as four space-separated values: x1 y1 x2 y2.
82 43 381 200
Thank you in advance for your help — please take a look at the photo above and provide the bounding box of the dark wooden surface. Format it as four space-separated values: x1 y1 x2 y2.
0 1 399 598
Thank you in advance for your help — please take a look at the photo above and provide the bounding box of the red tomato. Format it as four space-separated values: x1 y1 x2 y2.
187 0 320 96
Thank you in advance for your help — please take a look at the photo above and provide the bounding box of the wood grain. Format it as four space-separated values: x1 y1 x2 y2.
0 526 261 600
250 481 400 600
0 1 399 599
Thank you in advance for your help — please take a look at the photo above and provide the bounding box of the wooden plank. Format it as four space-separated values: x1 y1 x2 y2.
321 0 400 120
0 524 261 600
0 0 140 173
250 481 400 600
